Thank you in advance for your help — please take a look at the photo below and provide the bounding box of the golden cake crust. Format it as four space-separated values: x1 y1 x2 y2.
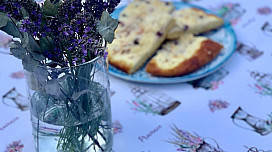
145 39 223 77
109 58 132 74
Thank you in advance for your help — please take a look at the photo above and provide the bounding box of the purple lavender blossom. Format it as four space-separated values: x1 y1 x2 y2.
104 51 108 60
82 49 88 56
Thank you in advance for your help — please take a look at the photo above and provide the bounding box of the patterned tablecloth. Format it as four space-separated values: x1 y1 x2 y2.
1 0 272 151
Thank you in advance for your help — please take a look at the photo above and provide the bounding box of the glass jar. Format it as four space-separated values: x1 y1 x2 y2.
25 56 113 152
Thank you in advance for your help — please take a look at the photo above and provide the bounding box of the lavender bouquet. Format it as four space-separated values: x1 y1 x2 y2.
0 0 119 70
0 0 120 151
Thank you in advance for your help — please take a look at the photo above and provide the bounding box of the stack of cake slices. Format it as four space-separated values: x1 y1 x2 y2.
108 0 224 77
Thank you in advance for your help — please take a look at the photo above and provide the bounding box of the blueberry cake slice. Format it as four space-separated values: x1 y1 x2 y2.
108 10 175 74
115 0 175 38
146 34 223 77
166 8 224 39
118 0 175 23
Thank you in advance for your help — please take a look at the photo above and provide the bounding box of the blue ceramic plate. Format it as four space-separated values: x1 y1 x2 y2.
109 2 236 84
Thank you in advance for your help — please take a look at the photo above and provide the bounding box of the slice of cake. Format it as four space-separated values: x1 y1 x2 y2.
118 0 175 23
145 34 223 77
115 0 175 37
166 8 224 39
108 0 175 74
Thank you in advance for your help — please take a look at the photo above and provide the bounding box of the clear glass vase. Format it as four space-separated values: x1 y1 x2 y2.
25 56 113 152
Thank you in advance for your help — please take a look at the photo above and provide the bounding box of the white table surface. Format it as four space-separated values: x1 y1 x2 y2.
1 0 272 151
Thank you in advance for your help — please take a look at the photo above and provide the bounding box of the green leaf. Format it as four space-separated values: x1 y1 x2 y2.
10 48 27 59
20 32 29 48
40 36 54 52
0 13 9 28
0 20 20 38
9 41 27 59
97 11 118 43
43 0 58 17
26 72 40 90
27 35 42 53
34 66 48 82
22 54 39 72
30 51 45 61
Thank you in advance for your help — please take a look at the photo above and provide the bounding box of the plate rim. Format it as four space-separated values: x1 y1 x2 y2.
109 2 237 84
